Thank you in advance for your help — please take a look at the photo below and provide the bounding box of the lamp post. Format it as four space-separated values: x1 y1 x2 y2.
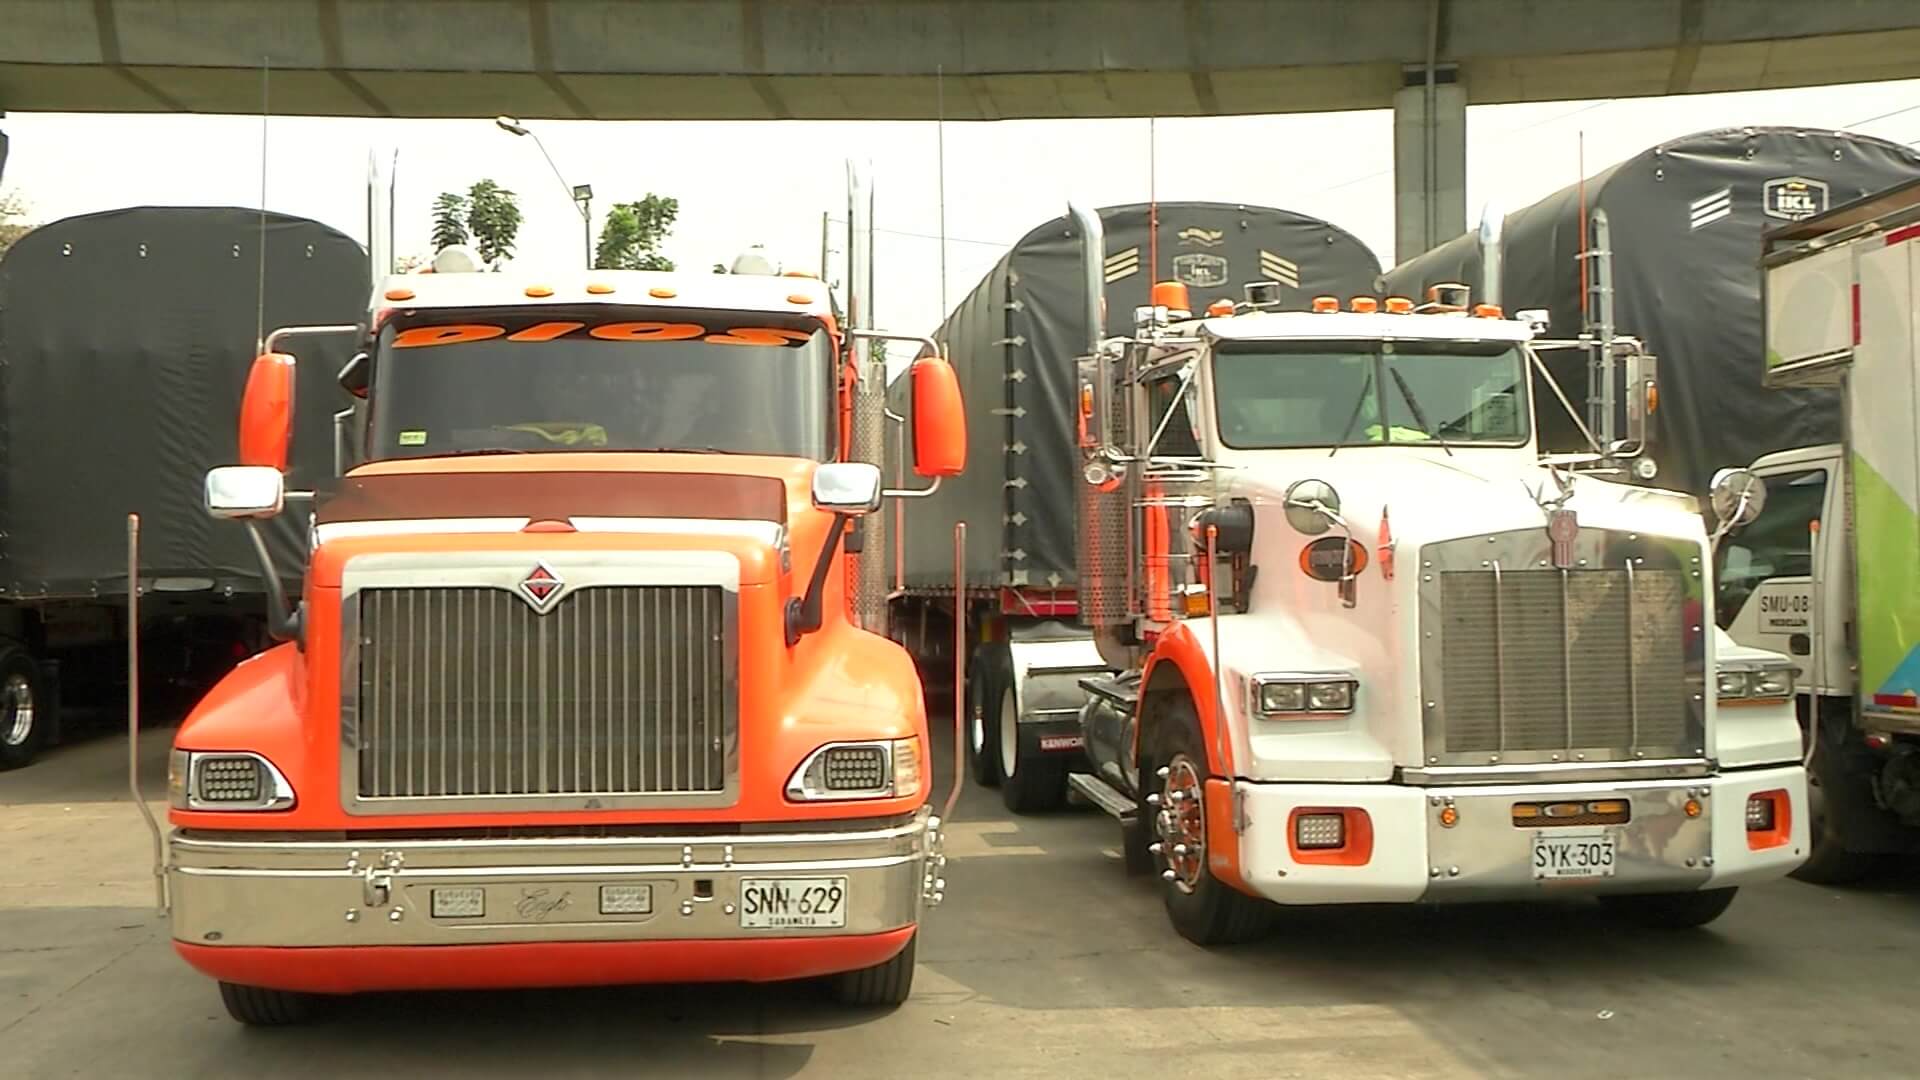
495 116 592 268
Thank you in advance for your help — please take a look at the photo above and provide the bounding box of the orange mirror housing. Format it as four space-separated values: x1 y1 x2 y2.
910 356 966 478
238 352 297 472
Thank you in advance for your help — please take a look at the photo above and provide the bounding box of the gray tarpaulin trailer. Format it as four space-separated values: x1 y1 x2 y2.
1381 126 1920 500
882 201 1381 803
0 206 367 767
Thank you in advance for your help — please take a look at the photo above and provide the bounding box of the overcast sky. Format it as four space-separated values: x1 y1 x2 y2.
4 77 1920 338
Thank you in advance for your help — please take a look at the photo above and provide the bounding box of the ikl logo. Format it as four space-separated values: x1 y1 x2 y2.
518 563 564 611
1763 176 1829 221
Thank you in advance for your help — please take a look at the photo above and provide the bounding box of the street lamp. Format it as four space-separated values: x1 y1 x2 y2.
495 115 592 268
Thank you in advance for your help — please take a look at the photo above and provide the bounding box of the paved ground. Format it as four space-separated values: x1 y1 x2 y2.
5 721 1919 1079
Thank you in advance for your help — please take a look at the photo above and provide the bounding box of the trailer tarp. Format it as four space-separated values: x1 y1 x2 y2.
0 206 367 597
1383 127 1920 497
891 202 1381 592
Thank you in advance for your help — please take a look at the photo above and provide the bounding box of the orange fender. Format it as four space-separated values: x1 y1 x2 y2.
1136 622 1236 778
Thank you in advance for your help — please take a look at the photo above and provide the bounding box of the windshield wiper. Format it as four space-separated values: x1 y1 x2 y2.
428 447 532 457
1327 369 1375 459
1387 367 1454 458
621 446 731 454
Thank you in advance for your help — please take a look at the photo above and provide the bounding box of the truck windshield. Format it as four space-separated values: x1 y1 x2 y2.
1213 340 1530 449
369 308 834 461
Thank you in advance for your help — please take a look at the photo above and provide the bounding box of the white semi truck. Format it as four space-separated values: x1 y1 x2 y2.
1719 176 1920 882
897 204 1811 943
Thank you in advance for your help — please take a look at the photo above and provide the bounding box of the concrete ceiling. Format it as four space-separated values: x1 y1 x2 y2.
4 1 1920 120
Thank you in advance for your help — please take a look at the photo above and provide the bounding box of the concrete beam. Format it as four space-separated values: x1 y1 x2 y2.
2 1 1920 119
1394 73 1467 267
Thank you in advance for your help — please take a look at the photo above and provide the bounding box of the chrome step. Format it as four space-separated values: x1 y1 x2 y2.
1067 772 1136 821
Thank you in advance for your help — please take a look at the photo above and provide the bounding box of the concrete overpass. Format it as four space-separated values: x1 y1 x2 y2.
6 0 1920 260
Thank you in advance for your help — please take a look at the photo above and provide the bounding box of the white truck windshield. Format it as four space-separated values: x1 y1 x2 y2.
1213 340 1529 449
368 308 835 461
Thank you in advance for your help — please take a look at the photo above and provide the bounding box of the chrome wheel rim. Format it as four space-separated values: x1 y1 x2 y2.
1 674 34 747
999 687 1019 777
1158 755 1206 892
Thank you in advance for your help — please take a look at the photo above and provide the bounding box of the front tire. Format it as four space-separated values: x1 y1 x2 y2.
1598 887 1738 930
833 932 915 1007
218 982 319 1026
1792 750 1880 885
967 648 1004 789
999 683 1068 813
1146 698 1272 946
0 640 50 771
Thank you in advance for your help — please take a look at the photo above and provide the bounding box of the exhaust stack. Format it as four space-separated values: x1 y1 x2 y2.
1068 203 1105 352
1475 200 1503 309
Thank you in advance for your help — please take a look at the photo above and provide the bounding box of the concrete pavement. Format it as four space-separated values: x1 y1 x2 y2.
4 726 1917 1078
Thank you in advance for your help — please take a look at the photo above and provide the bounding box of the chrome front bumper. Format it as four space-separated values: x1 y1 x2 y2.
169 810 941 948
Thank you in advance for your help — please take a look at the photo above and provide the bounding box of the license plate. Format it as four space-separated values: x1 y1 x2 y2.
1531 831 1616 880
738 876 849 929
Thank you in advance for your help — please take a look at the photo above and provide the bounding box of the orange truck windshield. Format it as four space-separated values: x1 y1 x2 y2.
370 308 835 460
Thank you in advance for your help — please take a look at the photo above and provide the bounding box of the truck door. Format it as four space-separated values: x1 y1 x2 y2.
1716 461 1844 693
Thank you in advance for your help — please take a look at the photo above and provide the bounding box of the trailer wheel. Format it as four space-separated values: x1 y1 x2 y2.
1792 750 1881 885
218 982 319 1026
0 641 50 770
999 684 1068 813
1147 698 1273 946
833 932 915 1007
967 648 1004 788
1597 887 1738 930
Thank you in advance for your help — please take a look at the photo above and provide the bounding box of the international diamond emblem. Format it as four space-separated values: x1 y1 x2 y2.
519 563 563 611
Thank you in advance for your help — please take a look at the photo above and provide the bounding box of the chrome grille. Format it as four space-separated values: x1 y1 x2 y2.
1436 567 1688 759
354 585 732 801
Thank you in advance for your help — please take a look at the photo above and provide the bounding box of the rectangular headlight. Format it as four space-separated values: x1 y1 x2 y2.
173 751 295 811
787 740 911 801
1294 812 1346 849
1752 666 1795 697
1716 670 1752 700
1260 681 1307 712
1308 681 1353 712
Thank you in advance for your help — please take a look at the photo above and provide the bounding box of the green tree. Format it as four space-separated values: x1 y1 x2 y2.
594 194 678 271
430 192 469 251
464 179 522 267
0 190 33 260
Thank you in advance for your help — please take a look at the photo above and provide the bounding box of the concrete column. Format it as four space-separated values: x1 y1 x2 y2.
1392 70 1466 266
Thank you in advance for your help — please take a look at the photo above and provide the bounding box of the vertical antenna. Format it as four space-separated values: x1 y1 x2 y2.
1147 116 1158 300
255 55 270 353
1577 130 1588 322
936 64 949 317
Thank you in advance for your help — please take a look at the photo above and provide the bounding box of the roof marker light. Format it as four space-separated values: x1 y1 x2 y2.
1311 296 1339 313
384 287 415 302
1384 296 1413 314
524 285 554 298
585 282 615 295
1349 296 1379 314
649 287 677 299
1473 303 1503 318
1207 299 1236 317
787 293 814 305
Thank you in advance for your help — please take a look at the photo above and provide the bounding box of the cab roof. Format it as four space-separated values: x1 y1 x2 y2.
375 268 835 321
1186 309 1535 344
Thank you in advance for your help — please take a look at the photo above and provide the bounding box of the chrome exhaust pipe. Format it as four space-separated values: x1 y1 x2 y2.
1068 203 1105 352
1476 200 1504 309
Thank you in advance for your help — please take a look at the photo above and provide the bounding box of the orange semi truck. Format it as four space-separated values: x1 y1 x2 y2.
155 170 968 1024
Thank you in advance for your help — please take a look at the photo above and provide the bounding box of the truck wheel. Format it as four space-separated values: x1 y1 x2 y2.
0 641 50 771
967 648 1004 788
1791 754 1880 885
1597 887 1738 930
1000 686 1068 813
218 982 318 1025
1148 699 1272 946
833 932 915 1007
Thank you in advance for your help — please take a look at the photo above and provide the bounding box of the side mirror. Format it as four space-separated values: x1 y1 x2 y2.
1282 478 1342 536
337 352 370 399
239 353 297 471
1620 345 1657 460
205 465 286 520
1709 468 1768 529
909 356 966 478
811 462 883 516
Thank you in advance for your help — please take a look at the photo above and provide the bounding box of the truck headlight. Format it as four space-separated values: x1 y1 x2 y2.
1716 670 1751 699
168 750 296 811
1718 663 1795 702
787 738 922 801
1752 665 1796 698
1249 673 1358 718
